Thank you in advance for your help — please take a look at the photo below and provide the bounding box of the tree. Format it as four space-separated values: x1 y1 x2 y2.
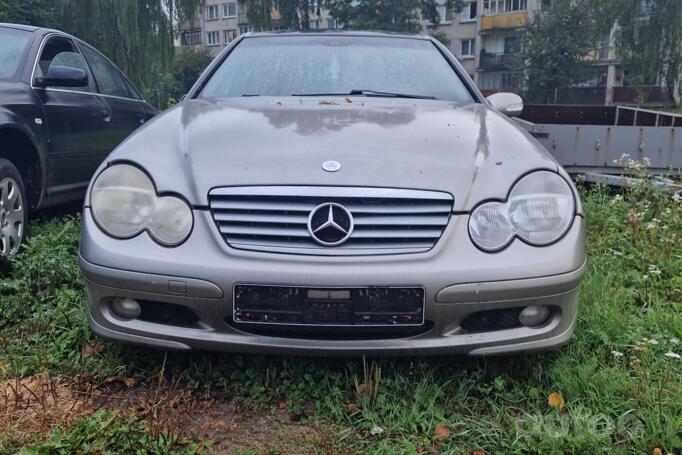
591 0 682 98
245 0 463 33
172 47 214 97
246 0 317 31
523 0 596 103
55 1 201 91
326 0 463 32
0 0 57 26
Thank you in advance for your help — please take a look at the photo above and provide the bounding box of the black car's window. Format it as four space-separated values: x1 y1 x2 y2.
80 44 132 99
36 36 96 93
119 74 143 101
199 36 474 102
0 28 32 81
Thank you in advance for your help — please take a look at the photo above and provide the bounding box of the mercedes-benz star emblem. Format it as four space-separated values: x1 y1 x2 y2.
307 203 354 246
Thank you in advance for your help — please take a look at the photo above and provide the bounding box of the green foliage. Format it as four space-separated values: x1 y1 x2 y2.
327 0 463 32
245 0 307 31
145 47 213 109
429 30 451 47
0 0 57 26
18 410 201 454
592 0 682 94
523 0 597 103
245 0 463 32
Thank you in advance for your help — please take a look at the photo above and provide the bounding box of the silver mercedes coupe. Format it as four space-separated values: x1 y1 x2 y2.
79 32 585 356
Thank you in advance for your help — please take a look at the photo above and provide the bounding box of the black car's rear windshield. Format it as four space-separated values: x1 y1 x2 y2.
0 28 32 81
198 35 474 102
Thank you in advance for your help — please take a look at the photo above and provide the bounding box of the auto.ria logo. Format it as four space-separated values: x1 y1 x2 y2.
307 203 354 246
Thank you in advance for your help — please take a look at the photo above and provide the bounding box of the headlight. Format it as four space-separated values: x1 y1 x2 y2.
469 170 575 252
90 164 193 246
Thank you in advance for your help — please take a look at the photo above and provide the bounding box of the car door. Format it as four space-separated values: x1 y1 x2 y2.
32 34 112 192
78 43 147 149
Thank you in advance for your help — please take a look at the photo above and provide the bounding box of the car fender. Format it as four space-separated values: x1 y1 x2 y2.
0 97 49 208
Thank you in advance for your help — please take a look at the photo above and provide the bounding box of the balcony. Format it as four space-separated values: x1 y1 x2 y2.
480 11 528 31
479 53 524 70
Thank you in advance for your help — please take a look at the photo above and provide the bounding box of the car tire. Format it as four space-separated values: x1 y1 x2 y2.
0 158 28 258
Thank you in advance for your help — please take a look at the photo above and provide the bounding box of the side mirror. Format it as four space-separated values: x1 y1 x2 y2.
34 66 88 88
486 92 524 117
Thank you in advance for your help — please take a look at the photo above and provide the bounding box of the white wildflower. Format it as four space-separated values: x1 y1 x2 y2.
611 350 624 358
673 193 682 203
610 194 623 205
647 265 662 276
647 339 658 345
370 425 384 435
671 338 680 345
664 352 681 360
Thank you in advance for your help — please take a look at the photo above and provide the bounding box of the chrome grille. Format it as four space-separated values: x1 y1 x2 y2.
208 187 453 255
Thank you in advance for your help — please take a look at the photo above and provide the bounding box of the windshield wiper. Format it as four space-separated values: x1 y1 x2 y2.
349 89 436 100
292 89 436 100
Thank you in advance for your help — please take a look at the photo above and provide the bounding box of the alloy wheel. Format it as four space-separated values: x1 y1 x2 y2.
0 177 24 257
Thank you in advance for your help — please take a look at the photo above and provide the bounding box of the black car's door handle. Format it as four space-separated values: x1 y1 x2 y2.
99 110 111 123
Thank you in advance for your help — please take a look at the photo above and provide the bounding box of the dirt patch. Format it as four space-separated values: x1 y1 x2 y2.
0 374 96 437
181 401 340 454
1 374 340 454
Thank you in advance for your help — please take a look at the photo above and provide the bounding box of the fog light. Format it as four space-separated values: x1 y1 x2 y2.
110 298 141 319
518 305 551 327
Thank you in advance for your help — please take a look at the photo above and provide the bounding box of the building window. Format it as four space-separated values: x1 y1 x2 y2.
308 19 319 30
239 25 253 34
436 4 453 23
504 36 521 54
505 0 527 11
460 39 475 58
484 0 526 14
223 2 237 18
207 31 220 46
181 31 202 45
327 18 337 29
224 29 236 44
206 5 219 20
484 0 504 14
461 2 477 21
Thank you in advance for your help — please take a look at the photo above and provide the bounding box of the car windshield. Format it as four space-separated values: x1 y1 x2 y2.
0 28 32 81
198 35 474 102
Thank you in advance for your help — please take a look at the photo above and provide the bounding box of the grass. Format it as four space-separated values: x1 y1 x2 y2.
1 171 681 454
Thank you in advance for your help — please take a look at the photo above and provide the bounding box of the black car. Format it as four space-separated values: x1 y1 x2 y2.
0 22 157 258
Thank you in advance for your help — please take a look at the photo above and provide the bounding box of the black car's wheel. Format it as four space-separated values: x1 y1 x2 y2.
0 158 27 258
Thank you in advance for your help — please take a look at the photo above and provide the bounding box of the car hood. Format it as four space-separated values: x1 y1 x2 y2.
108 97 558 212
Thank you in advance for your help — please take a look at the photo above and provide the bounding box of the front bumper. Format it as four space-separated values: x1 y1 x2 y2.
80 209 586 356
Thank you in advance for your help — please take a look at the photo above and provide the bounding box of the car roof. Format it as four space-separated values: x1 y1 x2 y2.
243 30 433 40
0 22 43 32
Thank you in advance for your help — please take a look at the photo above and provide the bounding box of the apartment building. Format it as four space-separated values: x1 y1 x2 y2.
430 0 545 93
432 0 675 105
179 0 337 57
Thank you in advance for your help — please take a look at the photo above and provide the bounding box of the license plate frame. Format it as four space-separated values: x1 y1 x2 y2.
233 284 425 327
